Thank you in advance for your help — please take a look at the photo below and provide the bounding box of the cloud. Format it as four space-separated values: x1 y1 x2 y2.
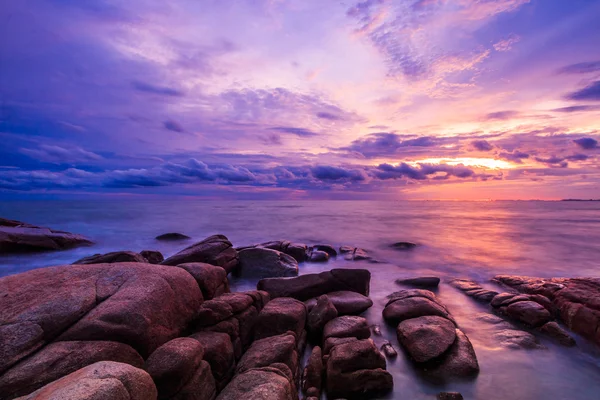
498 150 530 163
484 110 520 120
565 81 600 101
20 145 102 164
311 165 367 182
164 120 185 133
131 81 184 97
270 126 319 137
557 61 600 75
534 153 589 167
316 112 344 120
551 105 600 113
472 140 494 151
493 34 521 52
573 137 598 149
345 133 440 157
375 162 475 181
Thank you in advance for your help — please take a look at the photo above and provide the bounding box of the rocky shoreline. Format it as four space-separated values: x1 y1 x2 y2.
1 219 599 399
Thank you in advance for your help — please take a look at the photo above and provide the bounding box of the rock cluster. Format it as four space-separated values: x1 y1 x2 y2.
0 218 92 254
383 289 479 381
162 235 239 274
449 279 499 302
339 245 372 261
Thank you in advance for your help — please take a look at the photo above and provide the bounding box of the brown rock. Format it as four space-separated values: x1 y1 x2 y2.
216 367 295 400
307 295 338 335
141 250 165 265
0 263 202 375
385 289 439 306
426 329 479 381
322 337 358 356
380 341 397 358
302 346 323 395
14 361 157 400
307 250 329 263
162 235 239 274
196 300 234 327
326 368 392 399
236 333 299 380
493 329 545 349
327 339 385 373
396 316 456 363
73 251 147 264
383 296 453 325
506 301 552 327
170 360 216 400
257 269 370 301
144 338 205 399
237 248 298 278
254 297 307 341
305 291 373 316
323 316 370 341
0 341 143 399
189 331 235 390
176 263 229 300
0 220 92 254
539 322 576 346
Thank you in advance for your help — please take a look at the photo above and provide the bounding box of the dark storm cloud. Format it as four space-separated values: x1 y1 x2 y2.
565 81 600 101
534 154 589 167
131 81 185 97
310 165 367 181
557 61 600 75
573 137 598 149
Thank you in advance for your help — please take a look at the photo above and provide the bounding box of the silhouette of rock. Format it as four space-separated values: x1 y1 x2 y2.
396 276 440 288
162 235 238 274
237 248 298 278
0 218 92 254
156 233 191 241
73 251 147 264
141 250 164 264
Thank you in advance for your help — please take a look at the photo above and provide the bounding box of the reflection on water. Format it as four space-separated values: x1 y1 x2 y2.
1 199 600 399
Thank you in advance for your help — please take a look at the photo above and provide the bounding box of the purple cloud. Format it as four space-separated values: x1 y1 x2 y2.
573 137 598 149
484 110 520 120
132 81 184 97
472 140 494 151
557 61 600 75
164 120 185 133
566 81 600 101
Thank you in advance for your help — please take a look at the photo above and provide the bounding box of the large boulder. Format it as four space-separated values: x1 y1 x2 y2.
216 366 296 400
254 298 306 341
237 248 298 278
323 316 370 341
258 269 370 301
0 341 144 399
505 301 552 327
144 338 205 399
307 296 337 335
426 329 479 381
0 218 92 254
383 296 452 325
14 361 157 400
73 251 147 264
188 331 235 391
305 291 373 316
0 262 202 375
492 329 545 349
245 240 308 263
396 316 456 363
236 333 299 380
176 263 229 300
162 235 239 274
301 346 323 397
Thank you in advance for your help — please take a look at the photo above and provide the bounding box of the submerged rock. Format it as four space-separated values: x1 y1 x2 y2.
305 291 373 316
390 241 417 250
426 329 479 381
449 279 498 302
311 244 337 257
14 361 157 400
307 249 329 263
237 247 298 278
539 322 576 347
162 234 239 274
493 329 545 349
505 300 552 327
0 218 92 254
380 341 398 358
156 232 191 241
73 251 147 264
257 268 371 301
140 250 164 264
396 276 440 288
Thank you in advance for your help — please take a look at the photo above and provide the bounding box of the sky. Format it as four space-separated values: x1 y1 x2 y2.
1 0 600 200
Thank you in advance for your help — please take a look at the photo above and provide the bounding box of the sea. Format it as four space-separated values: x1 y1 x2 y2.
1 199 600 399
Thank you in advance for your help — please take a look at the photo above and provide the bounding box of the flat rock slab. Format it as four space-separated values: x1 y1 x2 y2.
306 291 373 316
0 220 92 254
258 269 371 301
396 277 440 288
397 316 457 363
237 248 298 278
13 361 157 400
383 296 452 325
254 297 306 341
235 333 298 379
73 251 147 265
161 234 239 274
323 316 371 341
0 262 202 375
492 329 545 349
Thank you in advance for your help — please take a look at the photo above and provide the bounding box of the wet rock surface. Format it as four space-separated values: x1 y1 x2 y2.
307 295 338 336
0 218 92 254
396 276 440 288
305 290 373 315
449 279 499 302
162 234 239 274
237 247 299 278
397 316 457 363
323 316 371 341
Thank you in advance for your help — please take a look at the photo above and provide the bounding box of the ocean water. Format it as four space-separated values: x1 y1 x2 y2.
1 199 600 399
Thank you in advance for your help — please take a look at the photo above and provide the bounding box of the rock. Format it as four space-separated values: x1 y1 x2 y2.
236 333 299 380
237 248 298 278
144 337 205 399
254 297 306 341
386 289 438 306
307 250 329 263
493 329 545 349
245 240 308 263
311 244 337 257
0 262 202 374
162 234 239 274
371 325 382 336
323 316 370 341
322 337 358 356
390 242 417 250
170 360 216 400
216 367 295 400
380 341 397 358
438 392 464 400
491 292 520 308
73 251 147 265
0 219 92 254
176 263 229 300
141 250 164 265
539 322 576 346
326 339 392 399
396 316 456 363
383 296 452 325
449 279 481 292
305 291 373 316
450 279 498 302
396 276 440 288
156 233 191 241
302 346 323 396
307 295 338 335
506 301 552 327
189 331 235 391
14 361 157 400
339 245 355 254
0 341 144 399
466 289 499 302
426 329 479 381
257 269 371 301
196 299 235 327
